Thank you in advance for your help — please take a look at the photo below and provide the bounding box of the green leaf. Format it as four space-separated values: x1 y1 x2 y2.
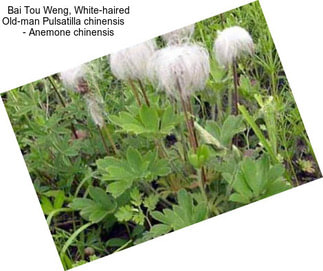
107 180 133 198
126 147 143 171
195 121 224 149
189 145 210 169
89 209 108 223
229 193 250 204
228 155 289 205
69 198 95 210
139 105 159 132
143 194 159 212
41 196 54 215
130 187 142 207
132 210 145 225
151 189 207 231
136 224 172 244
221 115 244 146
238 104 278 163
69 188 117 223
115 205 133 222
106 238 129 248
89 186 117 213
53 191 65 209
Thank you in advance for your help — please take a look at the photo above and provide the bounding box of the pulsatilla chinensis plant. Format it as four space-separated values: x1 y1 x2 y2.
60 64 118 155
161 24 195 45
3 3 320 269
214 26 254 116
109 40 157 106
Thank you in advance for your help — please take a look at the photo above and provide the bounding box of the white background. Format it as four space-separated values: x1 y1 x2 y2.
0 0 323 270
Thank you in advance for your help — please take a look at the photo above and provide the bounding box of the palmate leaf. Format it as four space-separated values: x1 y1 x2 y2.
227 155 291 204
69 187 117 223
204 115 245 148
151 189 208 231
96 147 171 198
109 105 181 137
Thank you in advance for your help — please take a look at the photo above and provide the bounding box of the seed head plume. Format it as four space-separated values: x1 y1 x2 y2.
60 64 104 127
161 24 195 45
214 26 254 67
84 93 105 128
60 65 84 90
148 43 210 98
109 39 157 81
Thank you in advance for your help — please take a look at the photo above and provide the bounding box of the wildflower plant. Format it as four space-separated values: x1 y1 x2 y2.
214 26 254 115
1 2 321 270
161 24 195 45
109 39 157 106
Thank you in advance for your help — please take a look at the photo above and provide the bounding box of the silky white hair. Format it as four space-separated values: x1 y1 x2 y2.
84 93 105 128
109 39 157 81
60 65 86 90
148 44 210 98
161 24 195 45
214 26 254 67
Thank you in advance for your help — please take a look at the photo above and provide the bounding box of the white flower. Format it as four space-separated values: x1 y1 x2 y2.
148 44 210 98
161 24 195 45
84 93 105 128
109 39 157 81
60 65 86 90
214 26 254 67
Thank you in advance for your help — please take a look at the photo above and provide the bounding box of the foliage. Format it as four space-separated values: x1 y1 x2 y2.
1 2 320 270
151 189 208 230
224 155 291 204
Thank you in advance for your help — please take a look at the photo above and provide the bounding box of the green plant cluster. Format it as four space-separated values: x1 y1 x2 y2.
1 2 320 270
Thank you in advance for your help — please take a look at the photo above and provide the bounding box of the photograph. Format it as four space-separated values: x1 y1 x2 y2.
1 1 321 269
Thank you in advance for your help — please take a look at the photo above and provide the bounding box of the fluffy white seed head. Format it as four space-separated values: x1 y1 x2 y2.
84 93 105 128
161 24 195 45
60 65 86 91
148 44 210 98
214 26 254 67
109 39 157 81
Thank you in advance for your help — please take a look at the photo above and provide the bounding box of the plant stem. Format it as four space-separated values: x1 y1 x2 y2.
227 87 233 116
47 76 79 139
137 79 150 107
60 222 94 258
97 125 110 156
113 240 133 253
216 91 223 121
220 13 225 28
239 104 278 163
103 125 119 156
47 208 73 226
186 97 199 149
198 168 207 201
176 79 196 151
232 60 239 116
128 79 142 106
48 76 66 107
124 222 131 239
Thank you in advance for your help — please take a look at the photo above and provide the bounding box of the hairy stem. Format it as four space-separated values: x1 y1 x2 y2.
232 60 239 116
137 79 150 107
128 79 142 106
97 125 110 156
103 125 119 156
176 79 196 151
47 76 78 139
